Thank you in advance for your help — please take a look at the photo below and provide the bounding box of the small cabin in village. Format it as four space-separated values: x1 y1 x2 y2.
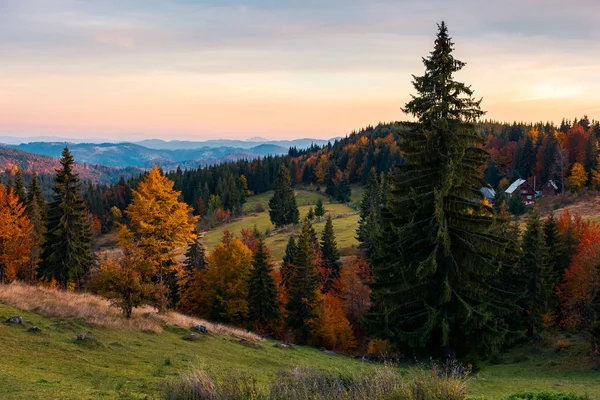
505 178 536 205
480 187 496 202
540 180 559 196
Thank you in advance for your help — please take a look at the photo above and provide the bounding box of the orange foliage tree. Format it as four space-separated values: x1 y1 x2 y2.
559 222 600 329
309 292 357 352
339 257 372 325
0 185 33 284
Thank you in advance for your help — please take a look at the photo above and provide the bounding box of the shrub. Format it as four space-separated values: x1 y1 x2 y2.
367 339 391 357
255 203 265 213
555 339 570 352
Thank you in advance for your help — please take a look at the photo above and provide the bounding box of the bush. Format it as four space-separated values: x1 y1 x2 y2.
506 392 590 400
555 339 570 352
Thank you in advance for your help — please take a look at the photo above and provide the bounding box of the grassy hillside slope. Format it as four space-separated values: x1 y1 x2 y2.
202 188 360 261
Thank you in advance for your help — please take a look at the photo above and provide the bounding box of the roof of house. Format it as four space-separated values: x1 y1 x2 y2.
542 180 558 190
505 178 526 194
480 187 496 199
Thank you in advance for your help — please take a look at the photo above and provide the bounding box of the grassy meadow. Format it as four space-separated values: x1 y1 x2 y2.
0 284 599 399
201 188 360 261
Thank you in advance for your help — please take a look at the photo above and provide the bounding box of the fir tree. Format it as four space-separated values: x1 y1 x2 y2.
368 22 515 359
520 208 553 336
286 219 321 344
307 207 315 221
39 147 93 289
509 193 526 215
13 168 27 205
314 199 326 218
248 238 279 328
269 165 300 228
280 236 297 289
584 132 598 182
26 172 45 284
183 234 207 273
320 215 341 292
356 168 380 261
556 225 579 279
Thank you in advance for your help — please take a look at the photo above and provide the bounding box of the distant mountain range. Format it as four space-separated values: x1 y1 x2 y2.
0 137 339 170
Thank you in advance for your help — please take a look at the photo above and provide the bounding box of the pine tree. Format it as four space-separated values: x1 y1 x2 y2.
520 207 553 336
320 215 341 292
248 238 279 328
280 236 297 289
26 172 45 284
556 225 579 280
314 199 326 218
286 219 321 343
584 132 598 182
13 168 27 205
368 22 514 359
183 234 207 273
269 165 300 228
307 207 315 221
356 168 380 261
39 147 93 289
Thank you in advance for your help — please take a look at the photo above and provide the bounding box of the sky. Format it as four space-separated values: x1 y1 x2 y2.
1 0 600 141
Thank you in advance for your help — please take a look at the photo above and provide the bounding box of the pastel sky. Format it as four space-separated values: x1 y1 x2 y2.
1 0 600 140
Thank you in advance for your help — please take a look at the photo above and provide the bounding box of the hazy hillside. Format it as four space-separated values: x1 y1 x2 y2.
135 137 340 150
11 142 289 169
0 146 140 185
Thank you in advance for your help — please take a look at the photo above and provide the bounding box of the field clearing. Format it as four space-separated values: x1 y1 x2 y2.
203 189 360 261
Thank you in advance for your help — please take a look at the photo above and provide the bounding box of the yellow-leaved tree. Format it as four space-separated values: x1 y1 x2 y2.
121 166 198 310
0 185 33 284
568 162 587 191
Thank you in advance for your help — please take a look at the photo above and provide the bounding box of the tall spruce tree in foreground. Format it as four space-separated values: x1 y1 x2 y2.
286 219 321 343
26 172 45 284
369 22 514 359
320 215 341 292
248 238 279 328
269 165 299 228
520 207 553 336
39 147 93 289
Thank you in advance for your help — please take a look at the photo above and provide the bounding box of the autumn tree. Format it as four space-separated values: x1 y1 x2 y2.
39 148 93 289
569 162 587 191
309 293 357 352
90 249 157 318
287 219 321 343
339 256 371 326
248 238 279 330
369 22 515 359
0 185 33 284
123 166 198 310
320 215 341 292
201 238 254 323
269 165 299 228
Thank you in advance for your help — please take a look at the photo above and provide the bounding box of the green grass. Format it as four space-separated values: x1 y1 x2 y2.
203 189 360 261
2 300 600 399
0 302 373 400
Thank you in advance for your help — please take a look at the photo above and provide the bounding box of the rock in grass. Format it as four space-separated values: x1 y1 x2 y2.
191 325 208 334
182 334 199 341
322 350 337 356
28 326 41 333
6 316 23 324
77 332 88 341
274 343 294 350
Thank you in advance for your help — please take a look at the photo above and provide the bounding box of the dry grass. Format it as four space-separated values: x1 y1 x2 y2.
0 282 260 341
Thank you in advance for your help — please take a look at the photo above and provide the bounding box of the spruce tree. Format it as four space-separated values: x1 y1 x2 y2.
320 215 341 292
286 219 321 343
368 22 514 358
13 168 27 205
556 225 579 279
248 238 279 327
183 234 207 273
39 147 93 289
314 199 325 218
26 172 45 284
520 208 553 336
307 207 315 221
280 236 297 288
585 132 598 182
269 165 299 228
356 168 380 261
543 211 560 280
